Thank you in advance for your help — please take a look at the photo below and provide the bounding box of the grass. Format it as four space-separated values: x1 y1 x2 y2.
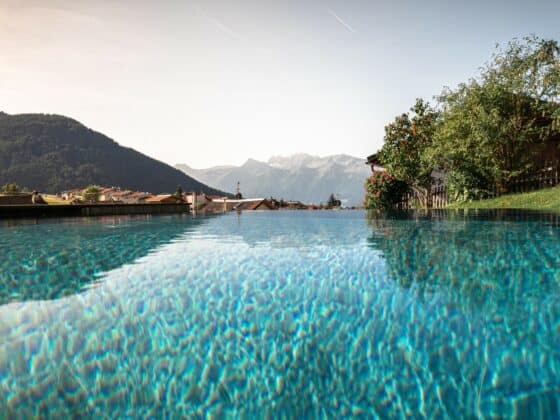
41 194 70 205
447 186 560 212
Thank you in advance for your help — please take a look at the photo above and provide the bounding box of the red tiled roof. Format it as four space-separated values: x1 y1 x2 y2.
145 194 184 203
129 192 151 198
111 190 133 197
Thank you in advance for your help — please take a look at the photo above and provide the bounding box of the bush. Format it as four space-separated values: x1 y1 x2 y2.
444 170 494 203
1 183 20 193
82 185 101 202
364 172 408 210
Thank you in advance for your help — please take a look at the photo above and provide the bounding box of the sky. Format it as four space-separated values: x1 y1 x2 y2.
1 0 560 168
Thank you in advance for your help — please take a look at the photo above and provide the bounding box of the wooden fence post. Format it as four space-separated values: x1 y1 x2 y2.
396 160 557 211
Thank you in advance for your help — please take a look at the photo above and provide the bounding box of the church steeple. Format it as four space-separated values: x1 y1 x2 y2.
235 181 243 199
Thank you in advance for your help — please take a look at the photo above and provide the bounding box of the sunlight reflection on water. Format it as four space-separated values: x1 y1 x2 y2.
0 210 559 417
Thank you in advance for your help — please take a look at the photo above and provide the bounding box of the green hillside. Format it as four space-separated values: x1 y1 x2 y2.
0 112 227 195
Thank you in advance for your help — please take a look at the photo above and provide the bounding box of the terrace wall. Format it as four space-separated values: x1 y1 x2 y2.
0 203 190 219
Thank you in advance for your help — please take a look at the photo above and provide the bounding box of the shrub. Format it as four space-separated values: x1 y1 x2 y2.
364 172 408 210
1 183 20 193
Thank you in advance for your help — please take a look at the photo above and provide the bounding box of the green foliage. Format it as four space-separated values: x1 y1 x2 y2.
1 182 20 193
433 36 560 199
376 98 439 208
82 185 101 202
174 185 183 199
364 172 408 210
369 36 560 206
380 98 440 191
326 193 341 208
0 112 227 195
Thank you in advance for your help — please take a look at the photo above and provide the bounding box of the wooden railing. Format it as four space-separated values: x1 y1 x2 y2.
507 160 560 193
397 183 449 209
397 160 559 209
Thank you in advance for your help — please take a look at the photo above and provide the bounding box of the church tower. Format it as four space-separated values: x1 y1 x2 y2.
235 181 243 199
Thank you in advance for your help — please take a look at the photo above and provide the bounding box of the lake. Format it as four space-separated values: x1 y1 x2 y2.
0 210 559 417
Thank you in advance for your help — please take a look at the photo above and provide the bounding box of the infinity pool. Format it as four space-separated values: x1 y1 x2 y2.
0 210 559 417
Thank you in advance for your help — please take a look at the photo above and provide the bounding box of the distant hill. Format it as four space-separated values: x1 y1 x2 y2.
0 112 227 195
176 153 371 206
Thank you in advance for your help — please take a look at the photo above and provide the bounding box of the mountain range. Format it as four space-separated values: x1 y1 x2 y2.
0 112 226 195
176 153 371 206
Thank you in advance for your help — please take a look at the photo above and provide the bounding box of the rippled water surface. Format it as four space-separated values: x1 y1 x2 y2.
1 210 559 418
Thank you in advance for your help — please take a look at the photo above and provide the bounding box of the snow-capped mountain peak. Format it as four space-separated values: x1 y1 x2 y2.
176 153 371 206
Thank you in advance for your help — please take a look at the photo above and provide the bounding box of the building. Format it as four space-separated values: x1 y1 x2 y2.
61 189 83 201
207 195 228 201
145 194 185 204
109 190 134 203
184 192 210 209
127 192 153 203
198 198 277 213
98 188 153 204
285 200 308 210
234 181 243 199
0 193 46 205
366 153 386 173
98 187 117 202
234 199 276 211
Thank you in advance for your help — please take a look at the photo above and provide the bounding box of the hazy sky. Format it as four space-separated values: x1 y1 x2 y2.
1 0 560 168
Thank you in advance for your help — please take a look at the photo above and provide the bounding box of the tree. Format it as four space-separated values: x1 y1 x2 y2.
433 36 560 199
82 185 101 202
1 183 20 193
326 193 341 208
379 98 440 207
174 185 183 199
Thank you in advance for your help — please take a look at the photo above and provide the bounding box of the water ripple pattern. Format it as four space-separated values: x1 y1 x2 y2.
0 210 559 418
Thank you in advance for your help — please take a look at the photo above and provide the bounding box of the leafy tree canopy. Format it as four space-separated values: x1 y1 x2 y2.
82 185 101 202
370 36 560 205
174 185 183 199
379 98 440 207
1 183 20 193
433 36 560 198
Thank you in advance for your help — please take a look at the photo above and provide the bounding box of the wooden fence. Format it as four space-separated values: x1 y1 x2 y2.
507 160 560 193
397 184 449 209
397 160 559 209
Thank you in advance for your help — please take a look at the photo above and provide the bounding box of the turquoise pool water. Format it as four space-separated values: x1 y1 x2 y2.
0 210 559 418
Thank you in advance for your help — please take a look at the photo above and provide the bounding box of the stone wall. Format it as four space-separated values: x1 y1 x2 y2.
0 203 190 219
